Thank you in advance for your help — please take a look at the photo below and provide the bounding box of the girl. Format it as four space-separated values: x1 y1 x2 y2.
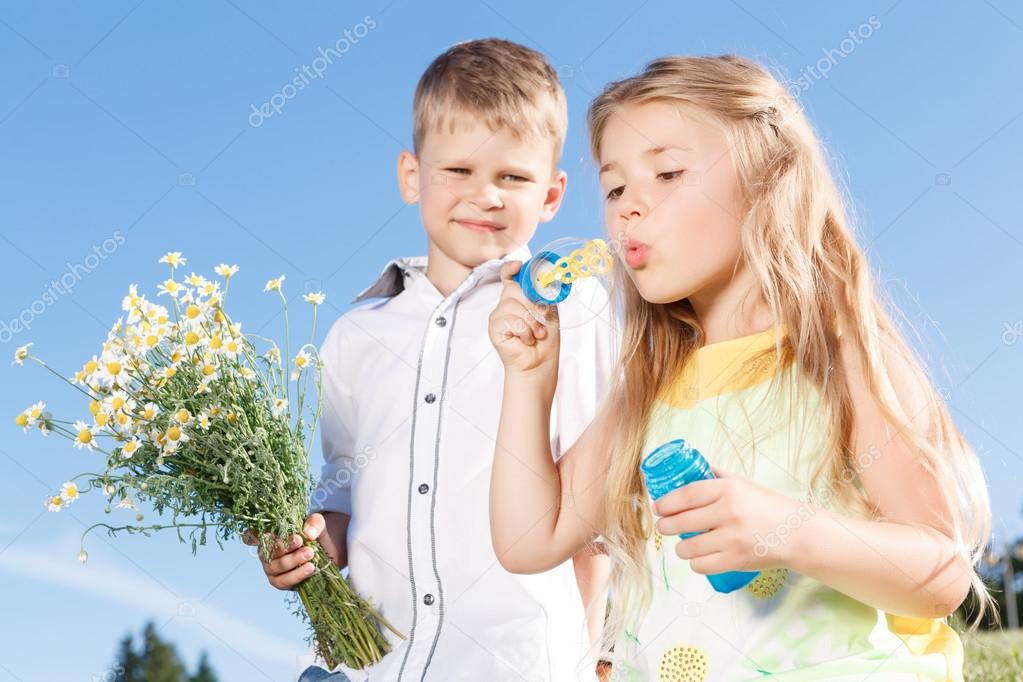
487 55 993 681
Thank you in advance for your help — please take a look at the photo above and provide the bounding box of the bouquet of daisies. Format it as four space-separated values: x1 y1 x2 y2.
12 252 401 670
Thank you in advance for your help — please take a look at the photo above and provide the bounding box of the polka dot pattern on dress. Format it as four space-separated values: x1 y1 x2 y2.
746 567 789 599
658 644 708 681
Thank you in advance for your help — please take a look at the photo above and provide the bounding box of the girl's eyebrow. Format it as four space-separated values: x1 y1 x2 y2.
599 145 695 175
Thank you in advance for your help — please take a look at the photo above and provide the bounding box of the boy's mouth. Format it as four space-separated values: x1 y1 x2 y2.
455 218 506 233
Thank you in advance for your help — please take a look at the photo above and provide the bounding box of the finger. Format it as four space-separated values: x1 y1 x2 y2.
495 312 538 347
303 513 325 541
270 561 318 590
689 552 731 575
655 503 720 537
260 532 305 562
266 544 316 577
652 479 722 517
673 528 722 561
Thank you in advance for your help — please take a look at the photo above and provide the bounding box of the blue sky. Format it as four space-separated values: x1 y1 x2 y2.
1 2 1021 680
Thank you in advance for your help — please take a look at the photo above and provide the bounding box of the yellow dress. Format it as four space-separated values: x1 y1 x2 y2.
611 325 964 681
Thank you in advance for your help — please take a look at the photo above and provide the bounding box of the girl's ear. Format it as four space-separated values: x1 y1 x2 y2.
397 150 420 204
538 170 568 223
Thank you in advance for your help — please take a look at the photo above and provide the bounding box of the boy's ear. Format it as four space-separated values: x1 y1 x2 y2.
397 150 420 204
538 170 568 223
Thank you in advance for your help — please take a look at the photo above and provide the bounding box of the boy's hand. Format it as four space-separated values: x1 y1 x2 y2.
243 512 327 591
488 261 561 379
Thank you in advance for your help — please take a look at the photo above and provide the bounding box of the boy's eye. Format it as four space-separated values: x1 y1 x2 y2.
657 170 685 182
502 174 530 183
445 167 471 175
605 186 624 201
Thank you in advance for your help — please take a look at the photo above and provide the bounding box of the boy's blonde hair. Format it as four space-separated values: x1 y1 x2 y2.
586 54 995 650
412 38 568 162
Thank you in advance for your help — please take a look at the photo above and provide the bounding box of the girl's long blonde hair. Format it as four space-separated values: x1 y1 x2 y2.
586 54 995 649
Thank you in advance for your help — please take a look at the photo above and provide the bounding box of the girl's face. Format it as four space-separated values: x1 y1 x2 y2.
598 101 749 306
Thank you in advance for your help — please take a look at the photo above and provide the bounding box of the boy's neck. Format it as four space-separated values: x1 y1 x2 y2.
425 240 474 299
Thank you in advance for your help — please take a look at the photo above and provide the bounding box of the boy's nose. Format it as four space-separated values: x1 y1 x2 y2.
467 182 503 210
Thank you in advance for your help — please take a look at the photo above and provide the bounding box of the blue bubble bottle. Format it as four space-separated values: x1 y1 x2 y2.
640 438 759 593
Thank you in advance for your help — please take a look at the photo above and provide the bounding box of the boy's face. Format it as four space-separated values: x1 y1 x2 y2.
398 116 566 270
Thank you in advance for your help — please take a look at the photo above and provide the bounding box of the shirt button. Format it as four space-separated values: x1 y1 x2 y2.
424 393 436 404
418 483 429 494
423 593 435 605
435 316 447 327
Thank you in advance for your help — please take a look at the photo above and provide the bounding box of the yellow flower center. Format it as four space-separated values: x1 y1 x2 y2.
210 335 223 350
95 413 109 427
227 411 237 422
15 413 28 427
184 331 200 346
177 409 190 423
167 426 181 441
111 396 125 410
185 305 200 319
84 360 98 374
202 364 215 377
106 361 122 375
164 367 176 378
77 429 93 445
123 441 138 454
146 335 159 348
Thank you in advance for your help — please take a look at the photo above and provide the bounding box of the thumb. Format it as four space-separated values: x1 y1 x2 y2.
303 513 325 541
500 260 523 284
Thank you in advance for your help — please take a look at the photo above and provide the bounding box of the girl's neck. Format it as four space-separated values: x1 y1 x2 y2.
688 262 775 346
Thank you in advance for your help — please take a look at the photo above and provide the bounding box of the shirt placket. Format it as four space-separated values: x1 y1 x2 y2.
399 273 479 681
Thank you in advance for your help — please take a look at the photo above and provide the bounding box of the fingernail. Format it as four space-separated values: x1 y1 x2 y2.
302 549 314 560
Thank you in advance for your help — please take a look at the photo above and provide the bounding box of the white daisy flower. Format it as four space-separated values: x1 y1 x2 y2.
303 291 326 305
116 497 135 510
264 275 286 292
157 278 182 298
239 366 257 381
214 264 239 278
60 481 80 502
14 411 30 432
13 342 33 366
270 397 288 417
46 494 63 512
139 402 160 421
197 412 211 431
98 354 131 387
72 421 96 450
159 252 186 268
77 550 88 564
120 438 142 459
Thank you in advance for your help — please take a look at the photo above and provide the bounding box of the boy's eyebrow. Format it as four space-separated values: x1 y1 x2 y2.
599 145 694 175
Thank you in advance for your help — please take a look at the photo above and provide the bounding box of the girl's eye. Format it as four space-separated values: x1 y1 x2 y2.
606 186 624 201
658 170 685 182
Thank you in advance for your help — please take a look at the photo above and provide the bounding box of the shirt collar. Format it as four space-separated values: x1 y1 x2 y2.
351 243 532 303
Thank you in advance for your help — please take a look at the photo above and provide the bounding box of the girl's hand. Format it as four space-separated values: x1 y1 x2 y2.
488 261 561 380
652 467 806 574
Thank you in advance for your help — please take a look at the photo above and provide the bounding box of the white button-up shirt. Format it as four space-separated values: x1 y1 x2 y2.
299 245 615 681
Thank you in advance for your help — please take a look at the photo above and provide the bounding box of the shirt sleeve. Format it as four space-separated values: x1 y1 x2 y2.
550 281 617 462
308 317 358 516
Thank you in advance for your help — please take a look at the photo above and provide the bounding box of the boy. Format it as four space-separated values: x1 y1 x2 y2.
252 38 613 681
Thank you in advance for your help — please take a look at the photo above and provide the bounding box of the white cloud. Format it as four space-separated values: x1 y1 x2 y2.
0 540 305 666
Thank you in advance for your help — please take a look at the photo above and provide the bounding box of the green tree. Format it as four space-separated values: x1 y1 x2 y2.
189 651 218 682
112 621 219 682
